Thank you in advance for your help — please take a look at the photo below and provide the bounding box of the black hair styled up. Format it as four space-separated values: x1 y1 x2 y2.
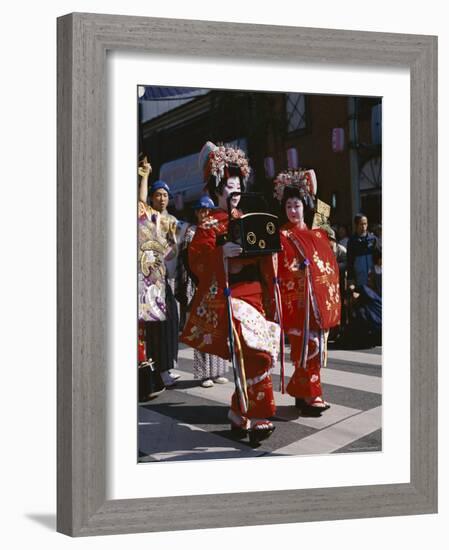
280 185 315 227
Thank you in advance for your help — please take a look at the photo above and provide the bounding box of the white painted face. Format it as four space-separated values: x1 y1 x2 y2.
285 197 304 224
218 176 241 210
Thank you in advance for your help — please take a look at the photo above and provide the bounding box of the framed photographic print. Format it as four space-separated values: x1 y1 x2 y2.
135 85 383 462
57 12 437 536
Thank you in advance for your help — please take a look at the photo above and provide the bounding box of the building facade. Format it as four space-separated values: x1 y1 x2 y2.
139 88 381 229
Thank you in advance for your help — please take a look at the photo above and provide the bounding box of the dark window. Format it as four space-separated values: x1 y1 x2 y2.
286 93 307 133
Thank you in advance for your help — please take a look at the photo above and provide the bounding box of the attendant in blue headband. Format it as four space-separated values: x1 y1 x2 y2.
148 180 172 213
192 195 216 211
175 194 230 388
138 158 182 399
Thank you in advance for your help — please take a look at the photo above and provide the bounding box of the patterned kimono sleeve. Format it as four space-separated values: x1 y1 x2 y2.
278 232 297 280
138 200 150 221
277 231 305 331
188 221 224 282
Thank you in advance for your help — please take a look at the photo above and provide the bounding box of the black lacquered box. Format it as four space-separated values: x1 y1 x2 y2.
229 211 281 256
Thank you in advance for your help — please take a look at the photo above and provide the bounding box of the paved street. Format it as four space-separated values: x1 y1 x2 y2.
138 344 382 462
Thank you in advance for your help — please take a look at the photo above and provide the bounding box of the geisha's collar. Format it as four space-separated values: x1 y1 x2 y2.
283 221 308 231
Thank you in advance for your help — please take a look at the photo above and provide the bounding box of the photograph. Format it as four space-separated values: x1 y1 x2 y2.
136 85 383 461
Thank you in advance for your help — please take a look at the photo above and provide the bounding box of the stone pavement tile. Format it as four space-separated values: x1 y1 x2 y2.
177 348 381 392
270 371 381 412
272 406 382 456
358 346 382 356
139 407 265 461
325 358 382 378
139 388 317 456
327 349 381 366
159 368 362 430
333 428 382 454
147 345 384 460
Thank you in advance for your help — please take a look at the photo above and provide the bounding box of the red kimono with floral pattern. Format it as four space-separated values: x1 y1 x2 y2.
181 209 279 419
279 223 341 399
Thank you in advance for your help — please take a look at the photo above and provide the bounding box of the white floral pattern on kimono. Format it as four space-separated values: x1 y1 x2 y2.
231 298 280 366
138 273 166 322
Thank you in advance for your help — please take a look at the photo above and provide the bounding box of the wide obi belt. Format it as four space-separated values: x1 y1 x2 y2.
231 297 280 366
230 280 262 301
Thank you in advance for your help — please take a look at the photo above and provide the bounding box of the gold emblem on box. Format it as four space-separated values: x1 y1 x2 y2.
266 221 276 234
247 232 257 245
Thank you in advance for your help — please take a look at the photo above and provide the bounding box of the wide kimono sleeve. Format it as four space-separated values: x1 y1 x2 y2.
278 231 307 331
137 202 168 322
180 214 230 359
187 218 225 283
310 228 341 329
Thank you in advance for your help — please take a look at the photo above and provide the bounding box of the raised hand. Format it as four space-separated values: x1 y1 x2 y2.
138 156 152 179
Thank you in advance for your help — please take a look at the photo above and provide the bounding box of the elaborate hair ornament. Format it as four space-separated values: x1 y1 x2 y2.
273 168 318 203
199 140 251 187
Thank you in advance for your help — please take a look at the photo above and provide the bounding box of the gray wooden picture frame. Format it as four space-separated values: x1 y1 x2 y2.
57 12 438 537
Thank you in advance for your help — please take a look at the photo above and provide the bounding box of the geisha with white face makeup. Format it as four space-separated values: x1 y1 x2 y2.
277 175 341 415
285 196 307 229
217 175 241 211
215 171 243 259
181 142 279 446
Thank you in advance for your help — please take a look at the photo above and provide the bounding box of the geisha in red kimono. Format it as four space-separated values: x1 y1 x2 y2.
181 142 280 446
276 174 341 415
